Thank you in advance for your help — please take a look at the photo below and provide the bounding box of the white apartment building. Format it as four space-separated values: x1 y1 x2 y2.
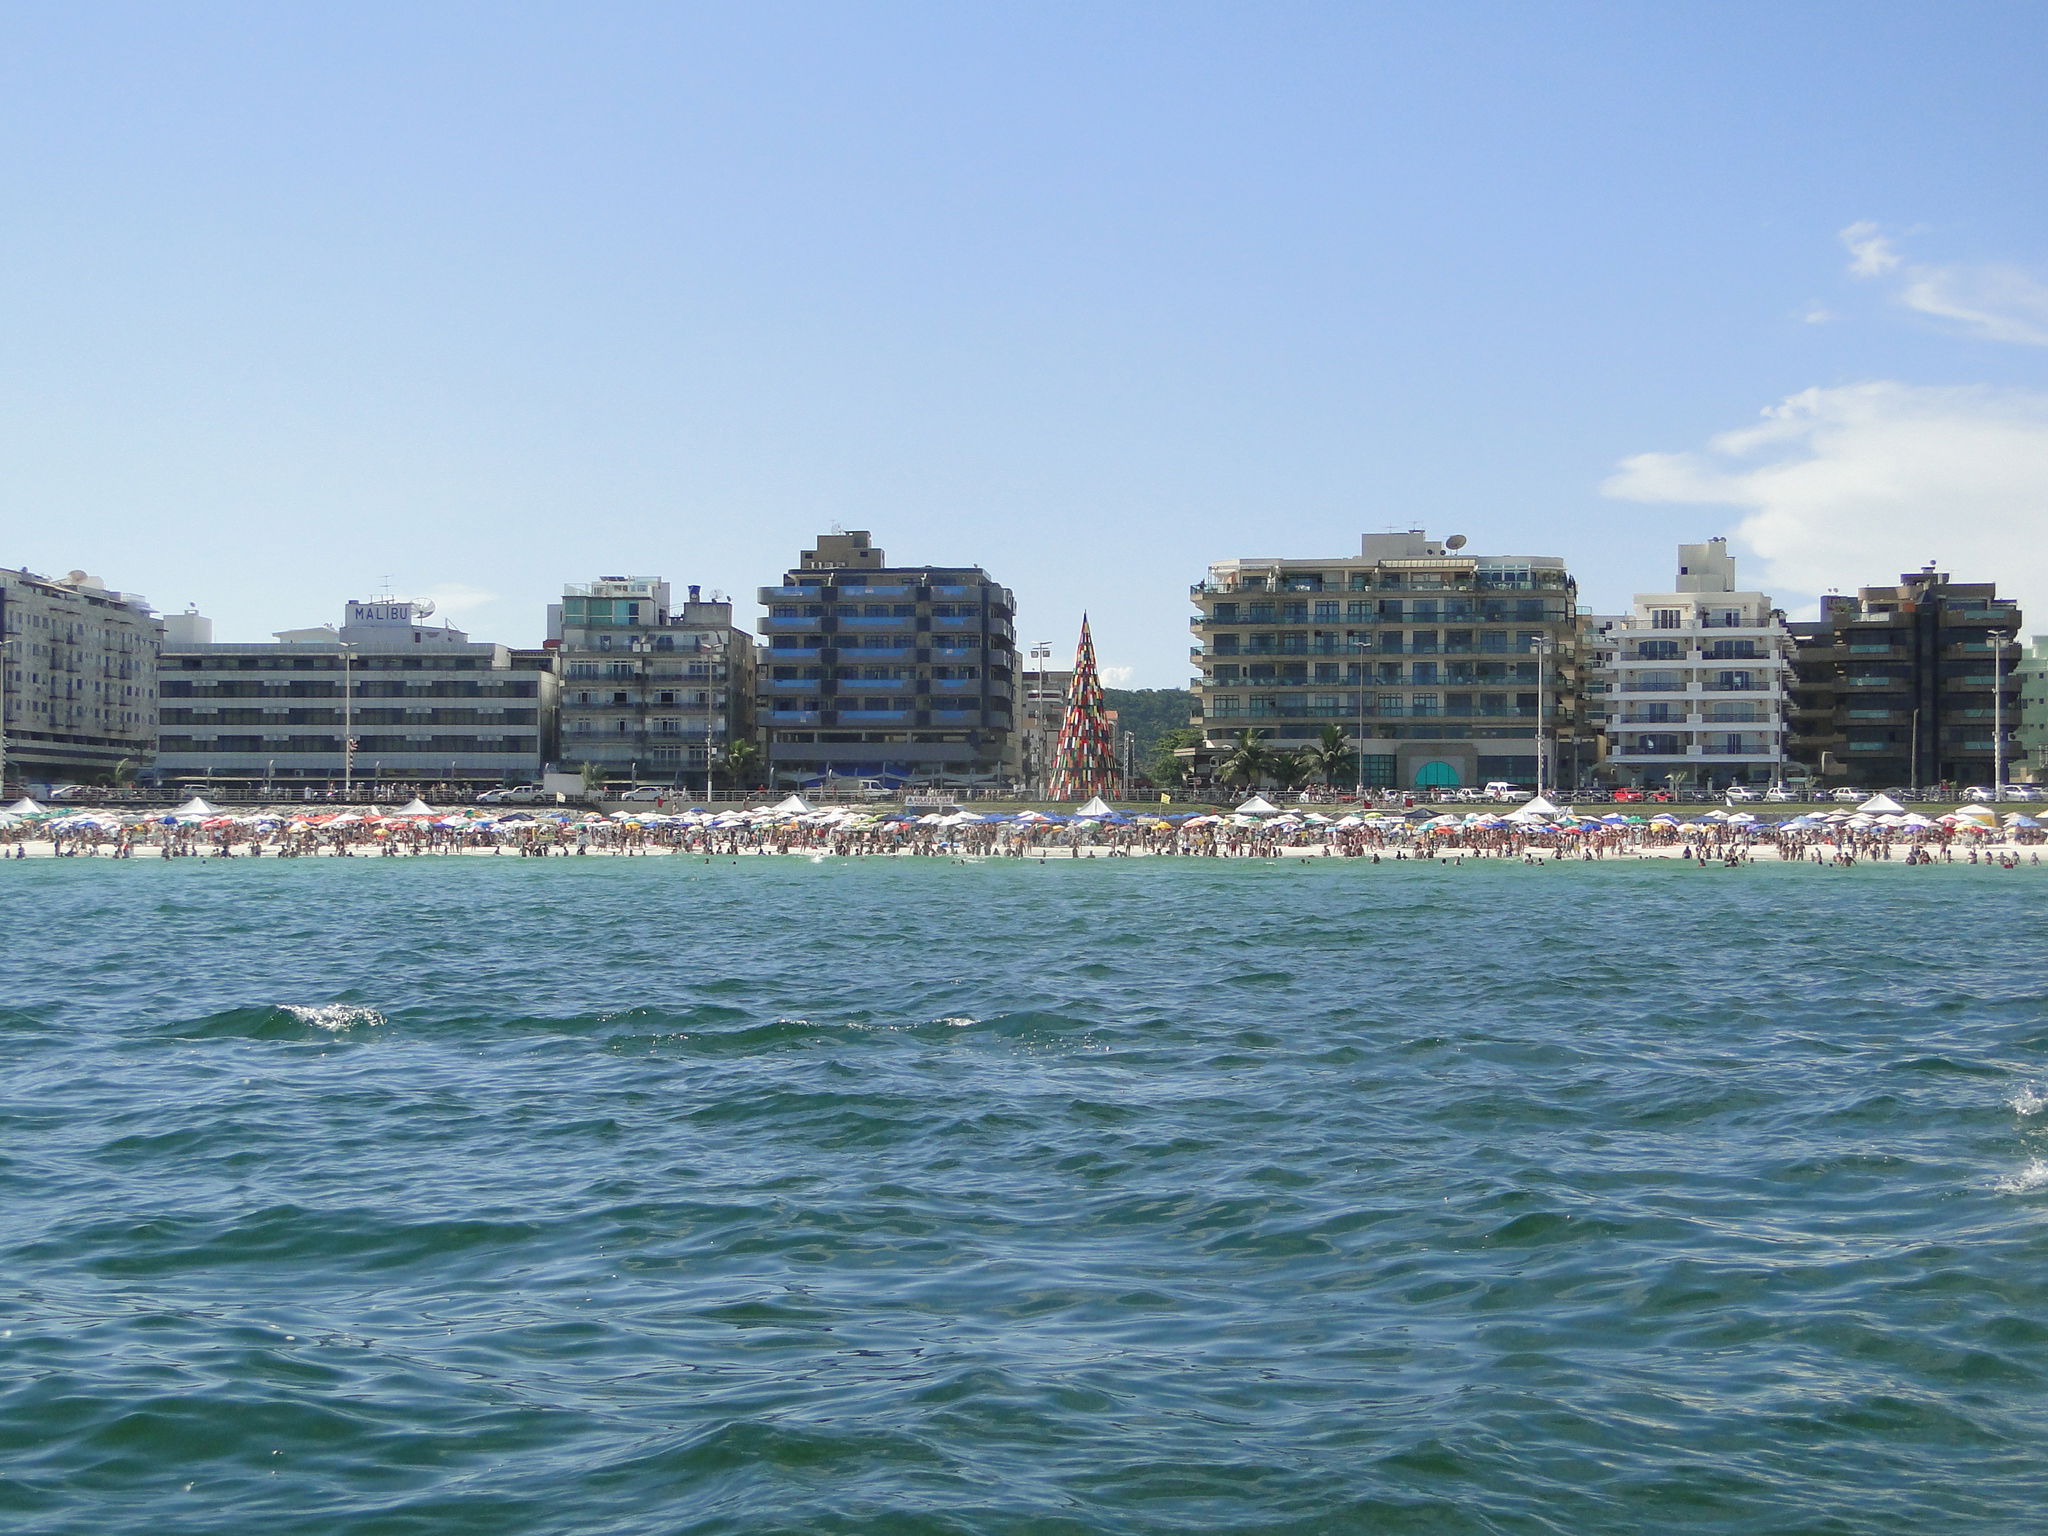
0 567 161 789
157 599 557 791
1592 539 1792 791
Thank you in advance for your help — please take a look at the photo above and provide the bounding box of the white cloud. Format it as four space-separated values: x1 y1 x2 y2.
1800 303 1837 325
1841 222 2048 346
1100 664 1135 687
1603 382 2048 627
1840 220 1901 278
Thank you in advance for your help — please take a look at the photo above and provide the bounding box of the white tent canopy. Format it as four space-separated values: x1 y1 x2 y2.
1074 796 1116 817
1520 795 1562 817
772 794 814 814
394 798 436 816
5 798 43 815
1857 793 1906 814
173 797 218 818
1234 795 1282 815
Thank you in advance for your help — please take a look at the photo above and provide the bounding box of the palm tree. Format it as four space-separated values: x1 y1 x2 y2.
1269 750 1314 791
1217 729 1274 788
722 738 763 790
1303 724 1355 788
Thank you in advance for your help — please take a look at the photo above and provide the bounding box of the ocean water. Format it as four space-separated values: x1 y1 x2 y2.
5 857 2048 1535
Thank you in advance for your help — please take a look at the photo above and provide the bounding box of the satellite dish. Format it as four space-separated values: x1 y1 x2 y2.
1445 534 1468 551
412 599 436 619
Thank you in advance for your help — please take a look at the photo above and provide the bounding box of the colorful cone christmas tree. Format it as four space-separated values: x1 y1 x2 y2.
1047 615 1117 802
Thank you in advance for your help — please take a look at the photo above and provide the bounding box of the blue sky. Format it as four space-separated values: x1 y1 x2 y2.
6 2 2047 684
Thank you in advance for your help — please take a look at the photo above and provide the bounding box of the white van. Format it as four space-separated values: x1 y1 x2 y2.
1485 781 1530 802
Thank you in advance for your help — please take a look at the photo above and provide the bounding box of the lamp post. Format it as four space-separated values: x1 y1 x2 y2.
1528 634 1556 799
1350 635 1371 800
1993 625 2013 801
0 636 11 797
339 641 356 800
1028 642 1051 796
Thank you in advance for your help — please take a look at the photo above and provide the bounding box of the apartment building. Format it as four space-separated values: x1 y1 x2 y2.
155 599 556 790
1189 530 1588 791
757 530 1017 787
2019 637 2048 783
1589 539 1793 791
549 578 758 789
1788 566 2023 790
0 567 161 788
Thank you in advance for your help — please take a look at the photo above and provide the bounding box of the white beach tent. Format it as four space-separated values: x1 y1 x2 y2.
1857 793 1907 814
771 794 814 814
394 798 436 816
1517 795 1562 818
1234 794 1282 815
1075 796 1116 817
173 797 218 818
6 798 43 815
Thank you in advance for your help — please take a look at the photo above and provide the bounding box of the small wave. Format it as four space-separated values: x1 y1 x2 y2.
279 1004 385 1032
2012 1087 2048 1116
1995 1158 2048 1193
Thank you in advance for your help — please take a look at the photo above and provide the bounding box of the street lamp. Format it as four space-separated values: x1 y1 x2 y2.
1993 624 2015 801
1028 642 1051 795
1349 634 1372 799
339 641 356 800
1527 634 1557 799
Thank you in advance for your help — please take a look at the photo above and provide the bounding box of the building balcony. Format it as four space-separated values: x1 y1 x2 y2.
759 614 821 631
836 710 910 723
847 645 919 661
929 709 980 724
766 710 821 725
765 676 819 691
930 615 981 630
764 646 823 660
836 585 916 600
929 677 980 693
838 614 902 628
760 585 823 601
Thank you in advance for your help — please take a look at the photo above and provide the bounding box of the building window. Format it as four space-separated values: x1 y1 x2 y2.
1652 609 1683 629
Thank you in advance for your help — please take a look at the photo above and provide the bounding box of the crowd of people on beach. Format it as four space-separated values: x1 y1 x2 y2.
6 797 2043 866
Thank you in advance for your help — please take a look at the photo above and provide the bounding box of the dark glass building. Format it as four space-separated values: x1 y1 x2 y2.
757 531 1017 788
1787 566 2022 791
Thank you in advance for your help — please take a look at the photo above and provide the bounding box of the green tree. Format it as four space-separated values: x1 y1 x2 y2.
1302 724 1356 788
1145 726 1202 788
1268 749 1312 791
1216 729 1274 788
722 738 763 790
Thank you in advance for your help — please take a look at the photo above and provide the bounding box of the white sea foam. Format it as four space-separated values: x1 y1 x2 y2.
1995 1158 2048 1193
2012 1087 2048 1116
280 1004 386 1032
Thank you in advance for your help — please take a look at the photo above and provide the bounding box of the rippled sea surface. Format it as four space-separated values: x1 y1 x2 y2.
8 857 2048 1533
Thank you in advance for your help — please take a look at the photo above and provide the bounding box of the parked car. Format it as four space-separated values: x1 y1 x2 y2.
1763 787 1797 802
1830 787 1868 802
1964 785 1997 801
2004 785 2041 802
1484 782 1531 802
477 785 549 805
617 785 673 803
1724 787 1761 803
